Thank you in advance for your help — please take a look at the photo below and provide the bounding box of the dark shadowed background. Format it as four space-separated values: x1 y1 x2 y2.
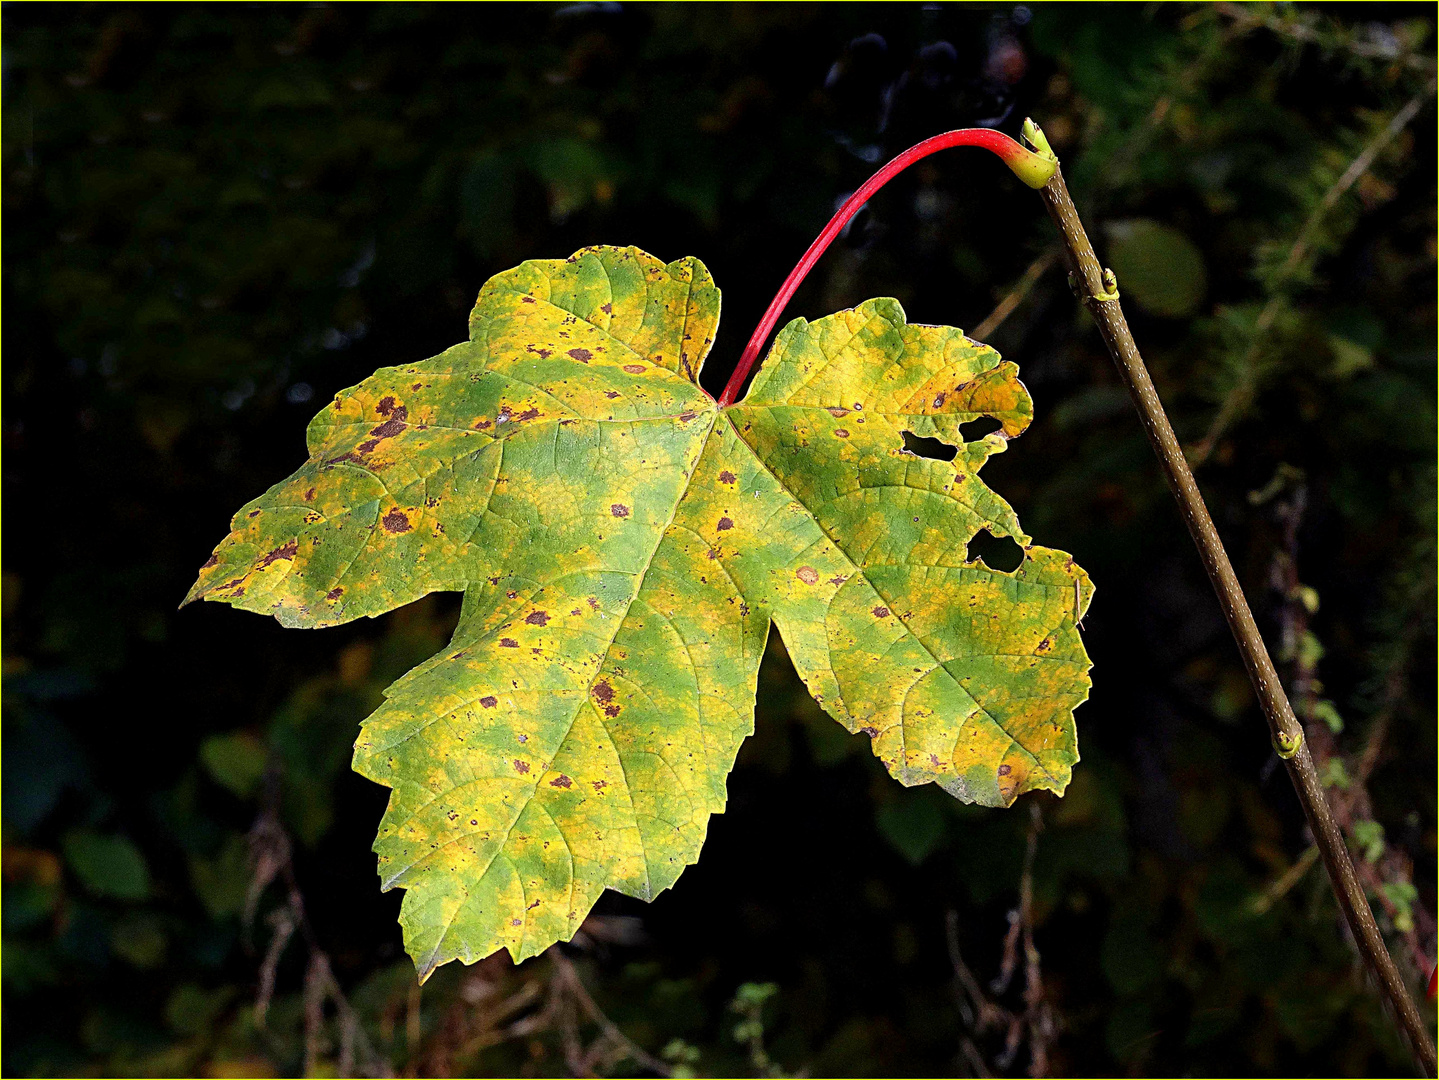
4 4 1435 1076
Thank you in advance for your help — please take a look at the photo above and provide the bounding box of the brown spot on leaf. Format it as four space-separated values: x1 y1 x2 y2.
610 504 630 518
718 470 737 484
587 596 600 609
622 364 645 374
326 587 344 600
517 407 540 421
833 428 850 438
796 566 820 584
247 509 261 518
604 704 621 718
521 295 536 304
678 411 697 422
998 764 1012 776
258 540 298 568
717 517 734 531
860 725 879 737
499 638 519 648
480 696 498 708
201 553 220 569
872 606 890 618
567 348 593 362
550 774 572 789
367 406 407 437
604 390 620 399
592 680 614 705
381 509 411 534
826 407 850 417
592 779 607 791
354 405 409 454
829 575 848 586
932 391 947 408
303 488 316 501
525 611 550 626
376 396 397 416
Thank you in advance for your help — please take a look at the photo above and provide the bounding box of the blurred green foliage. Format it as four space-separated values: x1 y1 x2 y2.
3 3 1434 1075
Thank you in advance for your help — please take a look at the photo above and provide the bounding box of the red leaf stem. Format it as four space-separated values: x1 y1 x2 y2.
717 127 1053 407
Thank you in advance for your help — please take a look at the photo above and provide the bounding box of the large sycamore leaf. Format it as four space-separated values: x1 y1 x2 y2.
187 245 1092 979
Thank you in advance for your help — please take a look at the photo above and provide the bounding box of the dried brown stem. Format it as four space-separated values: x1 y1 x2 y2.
548 949 673 1077
945 805 1055 1078
1037 164 1436 1076
247 771 392 1078
1266 485 1436 992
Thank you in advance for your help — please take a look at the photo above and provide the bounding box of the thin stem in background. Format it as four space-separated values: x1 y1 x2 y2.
971 247 1060 342
1214 2 1437 74
1037 161 1437 1076
1189 80 1435 467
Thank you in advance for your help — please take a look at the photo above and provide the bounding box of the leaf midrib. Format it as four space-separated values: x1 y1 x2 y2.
405 406 721 970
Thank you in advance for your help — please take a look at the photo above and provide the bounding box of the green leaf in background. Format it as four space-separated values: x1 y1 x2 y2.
62 831 151 901
187 245 1093 978
198 731 268 798
876 791 950 865
1104 218 1208 318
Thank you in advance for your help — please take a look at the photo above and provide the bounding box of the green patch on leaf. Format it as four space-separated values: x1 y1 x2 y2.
186 246 1093 979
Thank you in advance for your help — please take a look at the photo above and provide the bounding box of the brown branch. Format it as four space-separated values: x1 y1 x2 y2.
1035 159 1437 1076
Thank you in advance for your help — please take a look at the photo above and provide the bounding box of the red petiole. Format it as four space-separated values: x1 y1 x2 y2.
717 125 1057 407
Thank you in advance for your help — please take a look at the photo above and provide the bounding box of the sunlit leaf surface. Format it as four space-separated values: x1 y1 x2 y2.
187 246 1093 978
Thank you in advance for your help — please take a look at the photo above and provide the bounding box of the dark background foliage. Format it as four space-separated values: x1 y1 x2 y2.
4 4 1435 1075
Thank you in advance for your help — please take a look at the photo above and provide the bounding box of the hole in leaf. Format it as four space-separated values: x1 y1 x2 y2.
958 416 1003 442
966 529 1024 572
901 430 956 461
